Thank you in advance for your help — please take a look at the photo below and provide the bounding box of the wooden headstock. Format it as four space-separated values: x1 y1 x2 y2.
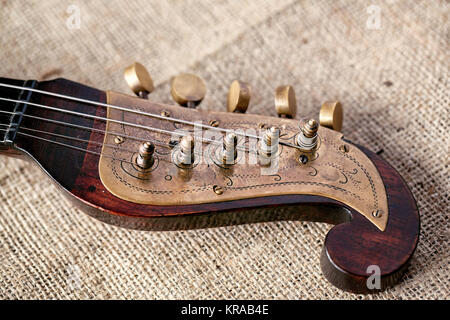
0 64 419 293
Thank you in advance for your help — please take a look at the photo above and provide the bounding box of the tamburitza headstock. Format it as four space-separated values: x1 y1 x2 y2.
0 62 419 293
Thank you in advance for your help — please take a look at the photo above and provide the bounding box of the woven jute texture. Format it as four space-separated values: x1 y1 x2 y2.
0 0 448 299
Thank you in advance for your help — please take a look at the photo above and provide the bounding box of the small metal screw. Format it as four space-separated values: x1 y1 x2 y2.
372 209 383 218
161 110 170 117
299 155 308 164
114 136 125 144
339 144 349 153
209 120 219 127
213 185 224 195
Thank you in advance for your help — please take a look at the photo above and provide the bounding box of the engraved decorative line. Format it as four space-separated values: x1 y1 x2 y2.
110 146 174 194
322 136 378 209
227 181 362 201
308 166 318 176
324 162 361 185
111 161 173 194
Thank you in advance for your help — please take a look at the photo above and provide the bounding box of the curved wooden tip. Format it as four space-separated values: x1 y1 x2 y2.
320 147 420 293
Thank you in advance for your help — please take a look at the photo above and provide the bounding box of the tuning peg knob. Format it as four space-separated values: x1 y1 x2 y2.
274 85 297 118
124 62 154 99
171 73 206 108
319 101 343 131
227 80 251 113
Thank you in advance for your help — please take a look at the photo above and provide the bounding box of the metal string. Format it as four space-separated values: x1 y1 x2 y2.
0 127 137 165
0 97 261 153
0 82 302 150
0 124 207 160
0 109 172 148
0 82 263 140
0 109 256 154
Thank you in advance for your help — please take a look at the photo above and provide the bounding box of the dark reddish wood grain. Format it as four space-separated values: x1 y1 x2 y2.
1 78 420 293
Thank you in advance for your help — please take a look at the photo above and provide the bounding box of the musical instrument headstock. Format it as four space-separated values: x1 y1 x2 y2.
0 62 419 293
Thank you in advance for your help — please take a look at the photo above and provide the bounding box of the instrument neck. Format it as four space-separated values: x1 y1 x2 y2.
0 77 37 148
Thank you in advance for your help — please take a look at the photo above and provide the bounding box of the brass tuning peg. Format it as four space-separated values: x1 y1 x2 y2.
227 80 251 113
319 101 343 132
171 73 206 108
124 62 154 99
274 85 297 118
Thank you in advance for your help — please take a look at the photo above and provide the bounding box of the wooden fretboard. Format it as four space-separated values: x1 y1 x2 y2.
0 78 37 145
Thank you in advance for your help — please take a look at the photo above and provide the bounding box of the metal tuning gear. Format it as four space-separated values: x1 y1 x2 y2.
297 119 319 151
258 126 280 165
174 135 195 166
319 101 343 132
222 132 238 165
274 85 297 118
135 142 155 169
171 73 206 108
227 80 251 113
124 62 154 99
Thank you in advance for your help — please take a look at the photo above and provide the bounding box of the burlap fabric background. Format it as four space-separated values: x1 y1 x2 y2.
0 0 448 299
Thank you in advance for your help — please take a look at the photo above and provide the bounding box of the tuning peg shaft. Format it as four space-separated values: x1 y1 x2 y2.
319 101 343 131
274 85 297 118
227 80 251 113
171 73 206 108
136 142 155 169
124 62 154 99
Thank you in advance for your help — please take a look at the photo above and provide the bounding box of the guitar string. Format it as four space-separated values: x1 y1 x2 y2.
0 122 157 154
0 96 259 154
0 123 210 162
0 125 256 165
0 127 138 165
0 110 170 148
0 83 264 139
0 109 257 154
0 82 302 150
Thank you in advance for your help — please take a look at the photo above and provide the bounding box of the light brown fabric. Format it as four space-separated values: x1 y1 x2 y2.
0 0 448 299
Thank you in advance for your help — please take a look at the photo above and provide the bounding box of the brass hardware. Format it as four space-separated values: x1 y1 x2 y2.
209 120 219 127
174 135 195 166
298 155 308 164
114 136 125 144
170 73 206 108
99 91 389 231
372 209 383 218
160 110 170 117
339 144 349 153
259 126 280 165
222 132 238 165
227 80 251 113
213 185 224 195
275 85 297 118
136 142 155 169
296 119 319 151
124 62 154 99
320 101 343 132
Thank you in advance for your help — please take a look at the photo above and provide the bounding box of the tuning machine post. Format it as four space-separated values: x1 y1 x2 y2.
296 119 319 151
174 135 196 166
136 142 155 169
124 62 154 99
